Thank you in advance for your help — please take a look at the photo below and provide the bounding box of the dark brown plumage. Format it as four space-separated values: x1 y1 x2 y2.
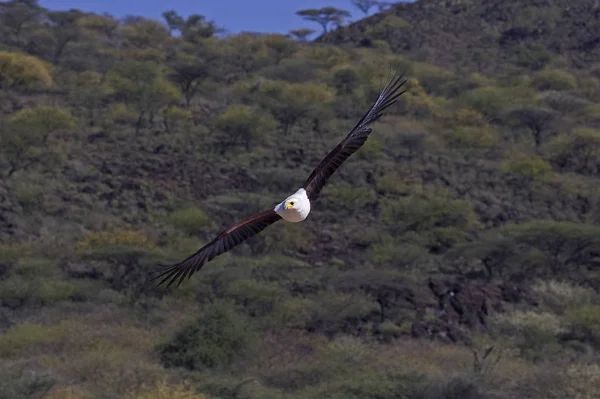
302 71 407 201
153 210 282 287
153 70 407 288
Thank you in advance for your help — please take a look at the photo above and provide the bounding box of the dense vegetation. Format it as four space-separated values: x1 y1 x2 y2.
2 0 600 398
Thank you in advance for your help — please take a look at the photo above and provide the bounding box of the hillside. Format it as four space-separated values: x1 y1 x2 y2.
320 0 600 72
2 0 600 398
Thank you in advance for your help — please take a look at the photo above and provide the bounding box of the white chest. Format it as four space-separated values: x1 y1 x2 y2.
274 188 311 223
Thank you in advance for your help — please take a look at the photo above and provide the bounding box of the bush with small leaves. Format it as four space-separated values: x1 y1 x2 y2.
380 188 477 251
565 305 600 348
444 125 497 149
532 280 596 315
76 229 155 252
502 155 552 180
158 302 260 371
214 103 276 150
491 310 563 361
10 105 76 144
126 380 213 399
330 65 361 95
455 85 534 120
168 207 214 236
531 68 577 91
0 51 53 90
254 79 335 133
549 128 600 175
262 34 298 64
161 105 192 133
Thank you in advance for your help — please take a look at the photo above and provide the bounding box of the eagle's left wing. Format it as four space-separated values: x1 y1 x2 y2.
302 71 407 201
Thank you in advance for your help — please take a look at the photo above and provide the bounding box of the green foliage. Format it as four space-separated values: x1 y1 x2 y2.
226 279 284 317
107 60 179 133
68 70 113 126
455 86 533 120
550 128 600 174
365 15 412 40
295 7 351 34
251 79 335 132
214 104 276 150
168 206 214 236
565 305 600 347
1 105 74 177
76 229 154 252
491 310 562 361
502 155 552 180
10 105 76 142
444 125 497 149
531 68 577 91
158 302 260 371
262 34 299 64
330 64 361 95
0 321 70 358
126 380 213 399
380 188 476 251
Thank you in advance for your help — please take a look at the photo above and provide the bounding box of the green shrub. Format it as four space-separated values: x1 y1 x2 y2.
158 302 260 370
444 125 497 149
491 310 563 361
565 305 600 347
37 280 82 304
168 206 214 236
531 68 577 91
502 155 552 180
214 103 276 150
225 279 284 317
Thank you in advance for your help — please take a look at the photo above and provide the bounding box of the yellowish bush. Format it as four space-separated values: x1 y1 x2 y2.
440 107 487 127
76 228 154 252
0 51 53 90
502 155 553 180
127 380 213 399
45 386 90 399
109 103 138 124
37 280 81 303
0 322 70 357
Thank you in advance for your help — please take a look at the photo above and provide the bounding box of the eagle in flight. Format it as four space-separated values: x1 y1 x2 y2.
154 71 408 287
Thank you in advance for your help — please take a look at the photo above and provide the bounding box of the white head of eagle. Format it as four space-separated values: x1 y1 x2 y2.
274 188 310 223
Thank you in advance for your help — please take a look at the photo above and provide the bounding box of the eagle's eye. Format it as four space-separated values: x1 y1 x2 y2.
290 201 295 206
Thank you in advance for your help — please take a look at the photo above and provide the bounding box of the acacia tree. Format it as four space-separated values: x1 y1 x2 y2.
505 105 558 147
107 60 180 135
295 7 351 34
1 105 76 177
162 10 185 35
46 9 83 64
167 54 211 108
352 0 380 15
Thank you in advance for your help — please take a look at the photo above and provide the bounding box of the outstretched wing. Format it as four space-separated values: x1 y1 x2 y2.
302 71 408 201
153 209 282 287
